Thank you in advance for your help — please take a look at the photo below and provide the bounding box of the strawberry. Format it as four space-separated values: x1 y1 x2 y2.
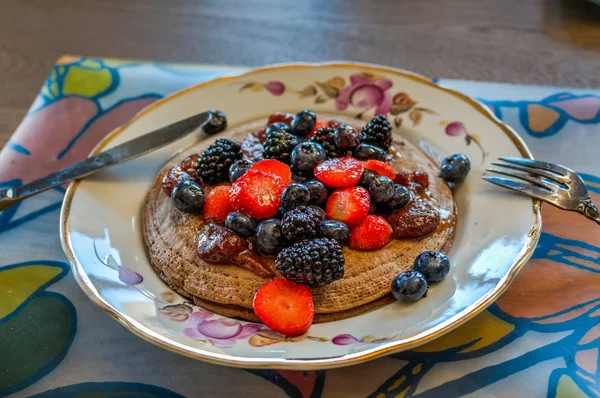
250 159 292 186
203 185 233 221
267 112 294 126
308 119 326 138
325 186 370 228
314 157 365 188
253 278 314 337
231 169 284 218
364 159 395 180
349 215 393 251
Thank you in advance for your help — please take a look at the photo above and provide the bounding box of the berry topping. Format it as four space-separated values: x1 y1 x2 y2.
349 215 393 251
334 125 360 150
314 157 365 188
263 123 300 164
325 186 371 228
162 165 195 196
358 169 378 189
276 238 345 287
353 143 387 161
309 119 327 137
394 170 430 193
413 170 430 188
364 159 395 180
203 110 228 135
180 154 200 176
255 219 284 255
291 110 317 137
414 251 451 282
386 184 412 210
368 175 395 203
253 279 314 337
387 199 441 239
440 153 471 183
281 183 310 211
391 271 428 302
203 185 234 222
172 181 206 213
307 205 326 220
250 159 292 186
290 142 326 174
291 173 310 183
230 169 284 219
198 138 243 183
267 112 294 126
319 220 350 245
305 180 328 204
310 127 347 159
229 159 253 182
360 114 393 150
225 211 257 239
281 205 321 241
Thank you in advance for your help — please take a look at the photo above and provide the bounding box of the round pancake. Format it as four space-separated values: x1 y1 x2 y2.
143 114 455 322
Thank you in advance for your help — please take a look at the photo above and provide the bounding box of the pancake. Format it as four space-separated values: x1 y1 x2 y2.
143 114 455 322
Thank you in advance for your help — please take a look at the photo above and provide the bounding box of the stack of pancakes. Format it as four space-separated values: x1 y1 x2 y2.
143 114 455 323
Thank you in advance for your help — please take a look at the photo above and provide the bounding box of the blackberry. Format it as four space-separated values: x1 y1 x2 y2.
197 138 242 183
280 205 321 241
263 124 300 164
310 127 347 159
276 238 345 287
360 114 393 150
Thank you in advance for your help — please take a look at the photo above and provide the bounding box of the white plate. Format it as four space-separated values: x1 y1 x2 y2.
61 63 541 369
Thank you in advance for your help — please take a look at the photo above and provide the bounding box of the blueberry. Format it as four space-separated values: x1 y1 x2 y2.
334 125 360 149
305 180 328 204
354 143 387 161
387 184 412 209
172 181 205 213
203 110 228 135
291 173 310 183
281 183 310 211
266 122 294 135
290 142 326 173
440 153 471 183
414 251 451 282
272 208 286 219
256 219 284 254
369 202 377 214
229 159 253 182
368 176 394 203
291 110 317 137
391 271 428 302
359 169 378 189
225 211 257 238
308 205 326 220
319 220 350 245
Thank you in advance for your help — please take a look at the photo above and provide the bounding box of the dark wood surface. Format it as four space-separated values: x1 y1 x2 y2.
1 0 599 148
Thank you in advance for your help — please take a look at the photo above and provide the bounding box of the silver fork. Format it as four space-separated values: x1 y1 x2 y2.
482 157 600 225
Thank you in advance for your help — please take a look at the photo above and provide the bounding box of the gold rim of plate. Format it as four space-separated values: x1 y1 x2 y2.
59 62 542 370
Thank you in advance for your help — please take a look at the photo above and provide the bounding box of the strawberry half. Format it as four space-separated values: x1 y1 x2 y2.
349 215 393 251
314 157 365 188
250 159 292 187
308 119 326 138
364 159 396 180
231 169 284 218
203 185 234 222
325 186 370 228
267 112 294 126
253 278 314 337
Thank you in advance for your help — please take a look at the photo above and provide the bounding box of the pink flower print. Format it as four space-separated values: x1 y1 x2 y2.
336 74 394 116
184 310 262 347
445 121 468 137
117 266 143 285
332 334 361 345
265 81 285 96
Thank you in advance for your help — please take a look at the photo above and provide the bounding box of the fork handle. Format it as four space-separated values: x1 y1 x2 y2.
578 196 600 225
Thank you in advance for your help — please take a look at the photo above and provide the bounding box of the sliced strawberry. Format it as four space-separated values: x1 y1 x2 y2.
162 166 194 196
364 159 395 180
325 186 370 228
308 119 326 138
267 112 294 126
250 159 292 187
253 279 314 337
314 157 365 188
349 215 393 251
203 185 234 222
231 169 284 218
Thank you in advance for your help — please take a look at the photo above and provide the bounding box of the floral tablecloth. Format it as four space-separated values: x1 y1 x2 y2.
1 56 599 398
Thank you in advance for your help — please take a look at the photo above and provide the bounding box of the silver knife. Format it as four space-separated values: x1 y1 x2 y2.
0 110 227 211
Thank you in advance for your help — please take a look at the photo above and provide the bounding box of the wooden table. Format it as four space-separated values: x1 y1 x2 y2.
1 0 599 149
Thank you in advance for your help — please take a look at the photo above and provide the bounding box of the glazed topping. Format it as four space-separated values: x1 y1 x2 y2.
387 199 441 239
162 166 195 196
